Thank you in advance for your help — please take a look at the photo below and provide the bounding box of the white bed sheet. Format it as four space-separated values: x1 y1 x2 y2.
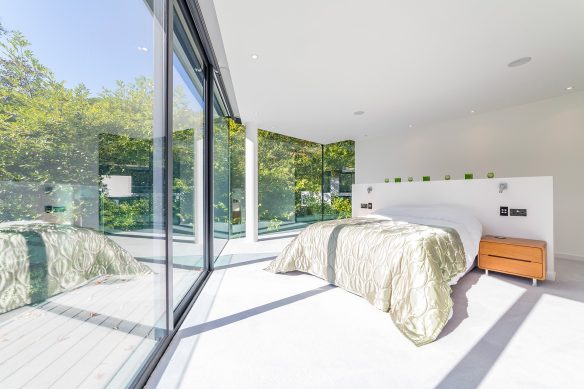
365 205 483 285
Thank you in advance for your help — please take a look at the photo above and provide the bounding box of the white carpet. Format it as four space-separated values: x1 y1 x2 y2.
148 234 584 389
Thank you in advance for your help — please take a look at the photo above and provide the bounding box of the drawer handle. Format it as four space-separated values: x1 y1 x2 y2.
487 254 532 263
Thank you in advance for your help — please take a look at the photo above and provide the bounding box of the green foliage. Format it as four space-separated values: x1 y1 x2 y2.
267 218 283 232
257 130 324 221
213 201 229 223
324 140 355 173
257 130 297 221
254 129 355 223
0 25 199 231
301 192 323 217
101 195 150 231
228 119 246 192
213 116 230 224
0 25 97 186
0 24 355 236
331 197 352 219
0 182 40 222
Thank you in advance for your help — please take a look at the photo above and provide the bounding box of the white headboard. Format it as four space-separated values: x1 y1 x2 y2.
352 177 554 280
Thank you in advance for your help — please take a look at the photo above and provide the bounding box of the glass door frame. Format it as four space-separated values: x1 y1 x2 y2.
169 0 211 323
131 0 233 386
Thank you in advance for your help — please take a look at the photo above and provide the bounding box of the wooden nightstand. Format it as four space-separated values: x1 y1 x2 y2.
479 235 546 286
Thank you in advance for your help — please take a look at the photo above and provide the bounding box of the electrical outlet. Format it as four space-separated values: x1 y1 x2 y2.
510 208 527 216
360 203 368 209
367 203 373 209
500 206 508 216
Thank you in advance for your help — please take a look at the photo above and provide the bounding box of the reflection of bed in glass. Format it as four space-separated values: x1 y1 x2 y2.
0 178 189 387
0 221 151 314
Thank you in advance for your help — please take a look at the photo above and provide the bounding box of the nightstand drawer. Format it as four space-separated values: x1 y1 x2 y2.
479 255 543 279
479 242 543 263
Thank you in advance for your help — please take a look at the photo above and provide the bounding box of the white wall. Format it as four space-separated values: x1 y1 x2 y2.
356 92 584 260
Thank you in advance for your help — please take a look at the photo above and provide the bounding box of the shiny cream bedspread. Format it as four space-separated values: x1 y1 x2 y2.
265 217 466 346
0 222 151 314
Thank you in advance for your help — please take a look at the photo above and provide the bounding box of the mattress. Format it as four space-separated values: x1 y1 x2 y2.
365 205 482 285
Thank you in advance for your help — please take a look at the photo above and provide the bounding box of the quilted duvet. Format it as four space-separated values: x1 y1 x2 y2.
265 217 466 346
0 222 151 314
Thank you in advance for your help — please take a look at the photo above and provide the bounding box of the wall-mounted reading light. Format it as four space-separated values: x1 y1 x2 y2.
367 186 373 194
499 182 508 193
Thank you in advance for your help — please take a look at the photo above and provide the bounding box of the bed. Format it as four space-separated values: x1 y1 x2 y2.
0 221 151 314
265 205 482 346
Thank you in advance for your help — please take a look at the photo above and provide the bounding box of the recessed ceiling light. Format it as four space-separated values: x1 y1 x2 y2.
507 57 532 67
137 46 149 52
408 124 413 128
470 110 476 114
353 110 365 116
251 54 259 60
565 86 575 91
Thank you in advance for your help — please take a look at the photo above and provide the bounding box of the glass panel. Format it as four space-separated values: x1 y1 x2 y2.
295 142 323 225
323 140 355 220
257 130 322 235
0 1 167 387
212 87 229 259
228 120 246 238
258 131 296 234
171 5 205 307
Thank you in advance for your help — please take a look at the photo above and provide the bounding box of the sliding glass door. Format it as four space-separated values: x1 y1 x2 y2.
0 0 230 386
171 2 207 309
0 0 169 387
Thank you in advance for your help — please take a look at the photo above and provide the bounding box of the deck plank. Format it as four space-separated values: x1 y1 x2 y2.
0 276 147 381
21 277 153 389
54 311 160 388
75 269 196 388
0 264 198 388
0 275 127 348
0 278 124 365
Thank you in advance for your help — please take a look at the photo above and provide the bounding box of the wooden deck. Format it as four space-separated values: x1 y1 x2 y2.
0 263 200 389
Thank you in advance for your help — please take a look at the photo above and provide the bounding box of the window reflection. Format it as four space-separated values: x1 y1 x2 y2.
0 1 167 386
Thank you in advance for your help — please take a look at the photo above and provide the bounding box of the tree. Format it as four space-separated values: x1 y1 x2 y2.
0 24 200 229
0 23 355 232
0 24 101 222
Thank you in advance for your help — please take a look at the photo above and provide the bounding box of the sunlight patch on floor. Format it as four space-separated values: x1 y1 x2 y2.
481 293 584 388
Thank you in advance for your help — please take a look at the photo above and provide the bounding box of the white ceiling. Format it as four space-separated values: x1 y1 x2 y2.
207 0 584 144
